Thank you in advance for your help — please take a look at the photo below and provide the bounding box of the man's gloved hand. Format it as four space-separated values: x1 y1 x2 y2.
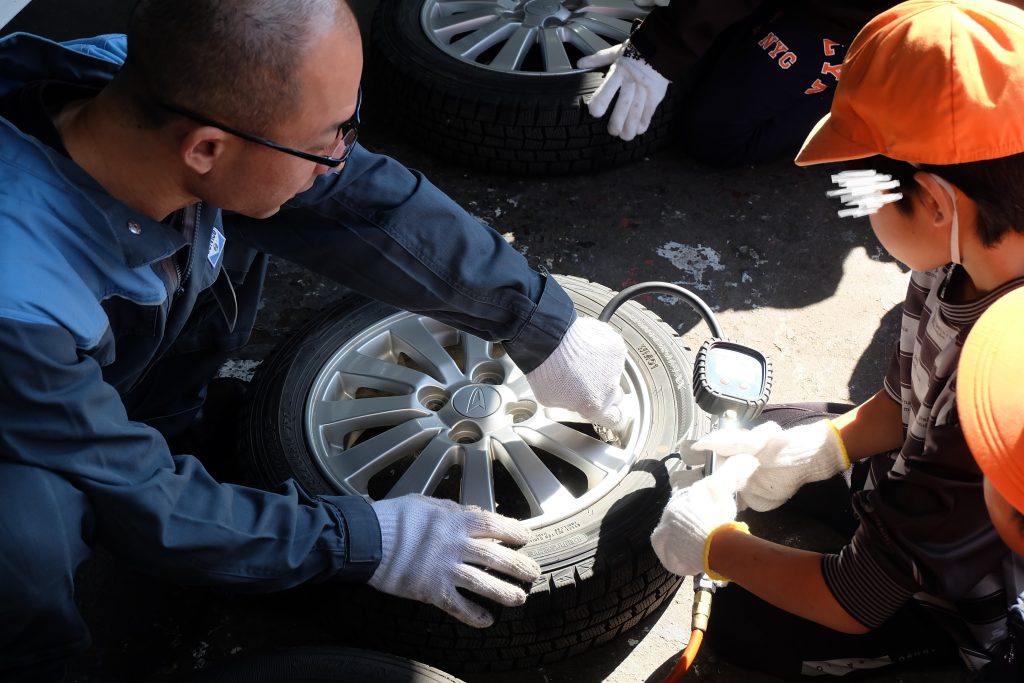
577 41 670 141
690 420 851 512
525 316 626 429
368 494 541 628
651 454 759 578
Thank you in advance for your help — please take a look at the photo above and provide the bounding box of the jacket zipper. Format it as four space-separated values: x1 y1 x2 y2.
177 202 200 295
126 202 203 394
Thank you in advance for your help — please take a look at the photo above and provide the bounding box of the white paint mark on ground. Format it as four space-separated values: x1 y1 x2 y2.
656 241 726 292
217 359 262 382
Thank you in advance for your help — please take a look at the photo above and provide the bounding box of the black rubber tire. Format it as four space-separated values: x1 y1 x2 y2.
366 1 682 176
239 276 709 673
187 647 464 682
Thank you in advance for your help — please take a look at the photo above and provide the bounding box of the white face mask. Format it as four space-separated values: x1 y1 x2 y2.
929 174 961 265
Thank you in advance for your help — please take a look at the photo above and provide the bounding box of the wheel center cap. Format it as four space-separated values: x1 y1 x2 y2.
523 0 564 19
451 384 502 418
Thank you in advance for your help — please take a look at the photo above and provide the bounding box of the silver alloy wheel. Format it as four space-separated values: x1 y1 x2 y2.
304 311 648 528
420 0 648 75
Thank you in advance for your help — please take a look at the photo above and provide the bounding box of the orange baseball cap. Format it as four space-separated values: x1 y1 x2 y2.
796 0 1024 167
958 287 1024 513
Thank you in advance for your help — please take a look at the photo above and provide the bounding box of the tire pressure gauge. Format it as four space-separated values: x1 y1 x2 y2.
693 339 772 422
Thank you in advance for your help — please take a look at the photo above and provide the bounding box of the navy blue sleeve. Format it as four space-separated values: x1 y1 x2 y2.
223 145 576 374
0 317 381 589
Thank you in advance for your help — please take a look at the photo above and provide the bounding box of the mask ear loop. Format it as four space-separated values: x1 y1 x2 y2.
929 175 960 265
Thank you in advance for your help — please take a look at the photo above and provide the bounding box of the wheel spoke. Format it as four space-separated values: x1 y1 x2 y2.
386 437 458 498
460 334 496 377
326 419 441 491
539 27 573 73
310 395 429 434
489 25 536 72
495 428 577 516
389 317 465 385
451 19 518 59
432 0 506 15
427 7 501 42
572 14 633 43
342 352 434 393
580 0 648 19
460 442 496 511
522 420 630 485
565 23 617 56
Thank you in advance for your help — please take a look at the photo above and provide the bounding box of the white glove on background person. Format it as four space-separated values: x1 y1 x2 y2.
577 41 670 141
525 316 626 429
690 421 851 512
368 494 541 628
651 454 759 579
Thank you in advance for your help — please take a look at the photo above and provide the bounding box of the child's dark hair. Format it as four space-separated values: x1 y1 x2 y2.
845 153 1024 248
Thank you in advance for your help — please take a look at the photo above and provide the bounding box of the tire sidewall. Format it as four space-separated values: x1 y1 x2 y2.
521 278 703 573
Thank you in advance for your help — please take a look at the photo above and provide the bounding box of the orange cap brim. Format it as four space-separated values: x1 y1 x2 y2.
795 113 886 167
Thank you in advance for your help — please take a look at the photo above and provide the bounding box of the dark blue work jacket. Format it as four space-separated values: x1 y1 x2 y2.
0 32 575 589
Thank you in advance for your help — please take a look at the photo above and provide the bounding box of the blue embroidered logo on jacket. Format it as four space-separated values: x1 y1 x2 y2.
208 227 225 268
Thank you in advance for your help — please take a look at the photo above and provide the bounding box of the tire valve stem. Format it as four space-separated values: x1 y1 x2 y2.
593 423 618 444
663 573 715 683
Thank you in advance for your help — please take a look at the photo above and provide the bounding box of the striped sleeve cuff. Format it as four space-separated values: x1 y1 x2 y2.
821 536 915 629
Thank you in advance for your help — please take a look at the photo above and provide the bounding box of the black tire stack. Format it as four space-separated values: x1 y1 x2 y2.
366 0 682 176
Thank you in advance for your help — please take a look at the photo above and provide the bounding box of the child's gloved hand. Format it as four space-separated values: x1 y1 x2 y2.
651 454 759 578
690 421 851 511
577 42 670 141
525 316 626 430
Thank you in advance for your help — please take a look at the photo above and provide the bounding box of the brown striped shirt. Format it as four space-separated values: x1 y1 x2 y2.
822 266 1024 670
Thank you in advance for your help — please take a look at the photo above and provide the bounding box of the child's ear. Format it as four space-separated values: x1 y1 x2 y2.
913 172 957 230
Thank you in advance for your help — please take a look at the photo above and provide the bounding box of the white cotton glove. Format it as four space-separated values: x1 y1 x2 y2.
690 420 851 512
577 41 670 141
368 494 541 628
525 316 626 430
651 454 759 579
634 0 670 5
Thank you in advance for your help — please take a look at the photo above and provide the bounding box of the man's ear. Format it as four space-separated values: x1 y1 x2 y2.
180 126 231 175
913 171 957 231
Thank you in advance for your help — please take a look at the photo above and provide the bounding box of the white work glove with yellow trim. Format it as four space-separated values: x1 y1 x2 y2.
526 316 626 429
368 494 541 628
689 420 851 512
577 42 670 141
651 454 759 579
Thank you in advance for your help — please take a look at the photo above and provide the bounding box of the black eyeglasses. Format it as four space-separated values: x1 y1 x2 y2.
155 89 361 171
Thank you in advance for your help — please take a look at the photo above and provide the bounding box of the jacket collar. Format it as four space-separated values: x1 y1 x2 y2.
0 32 190 267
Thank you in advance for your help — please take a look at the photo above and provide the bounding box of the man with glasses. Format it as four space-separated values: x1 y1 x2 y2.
0 0 627 679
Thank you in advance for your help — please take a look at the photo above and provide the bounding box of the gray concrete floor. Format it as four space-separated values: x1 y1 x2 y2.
4 2 965 682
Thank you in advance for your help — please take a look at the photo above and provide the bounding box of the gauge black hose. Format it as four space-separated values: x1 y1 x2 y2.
597 282 725 340
598 282 725 682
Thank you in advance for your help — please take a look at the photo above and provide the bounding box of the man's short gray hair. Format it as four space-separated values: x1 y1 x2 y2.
122 0 355 133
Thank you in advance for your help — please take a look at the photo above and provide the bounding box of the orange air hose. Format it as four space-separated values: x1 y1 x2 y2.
663 629 703 683
662 575 715 682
